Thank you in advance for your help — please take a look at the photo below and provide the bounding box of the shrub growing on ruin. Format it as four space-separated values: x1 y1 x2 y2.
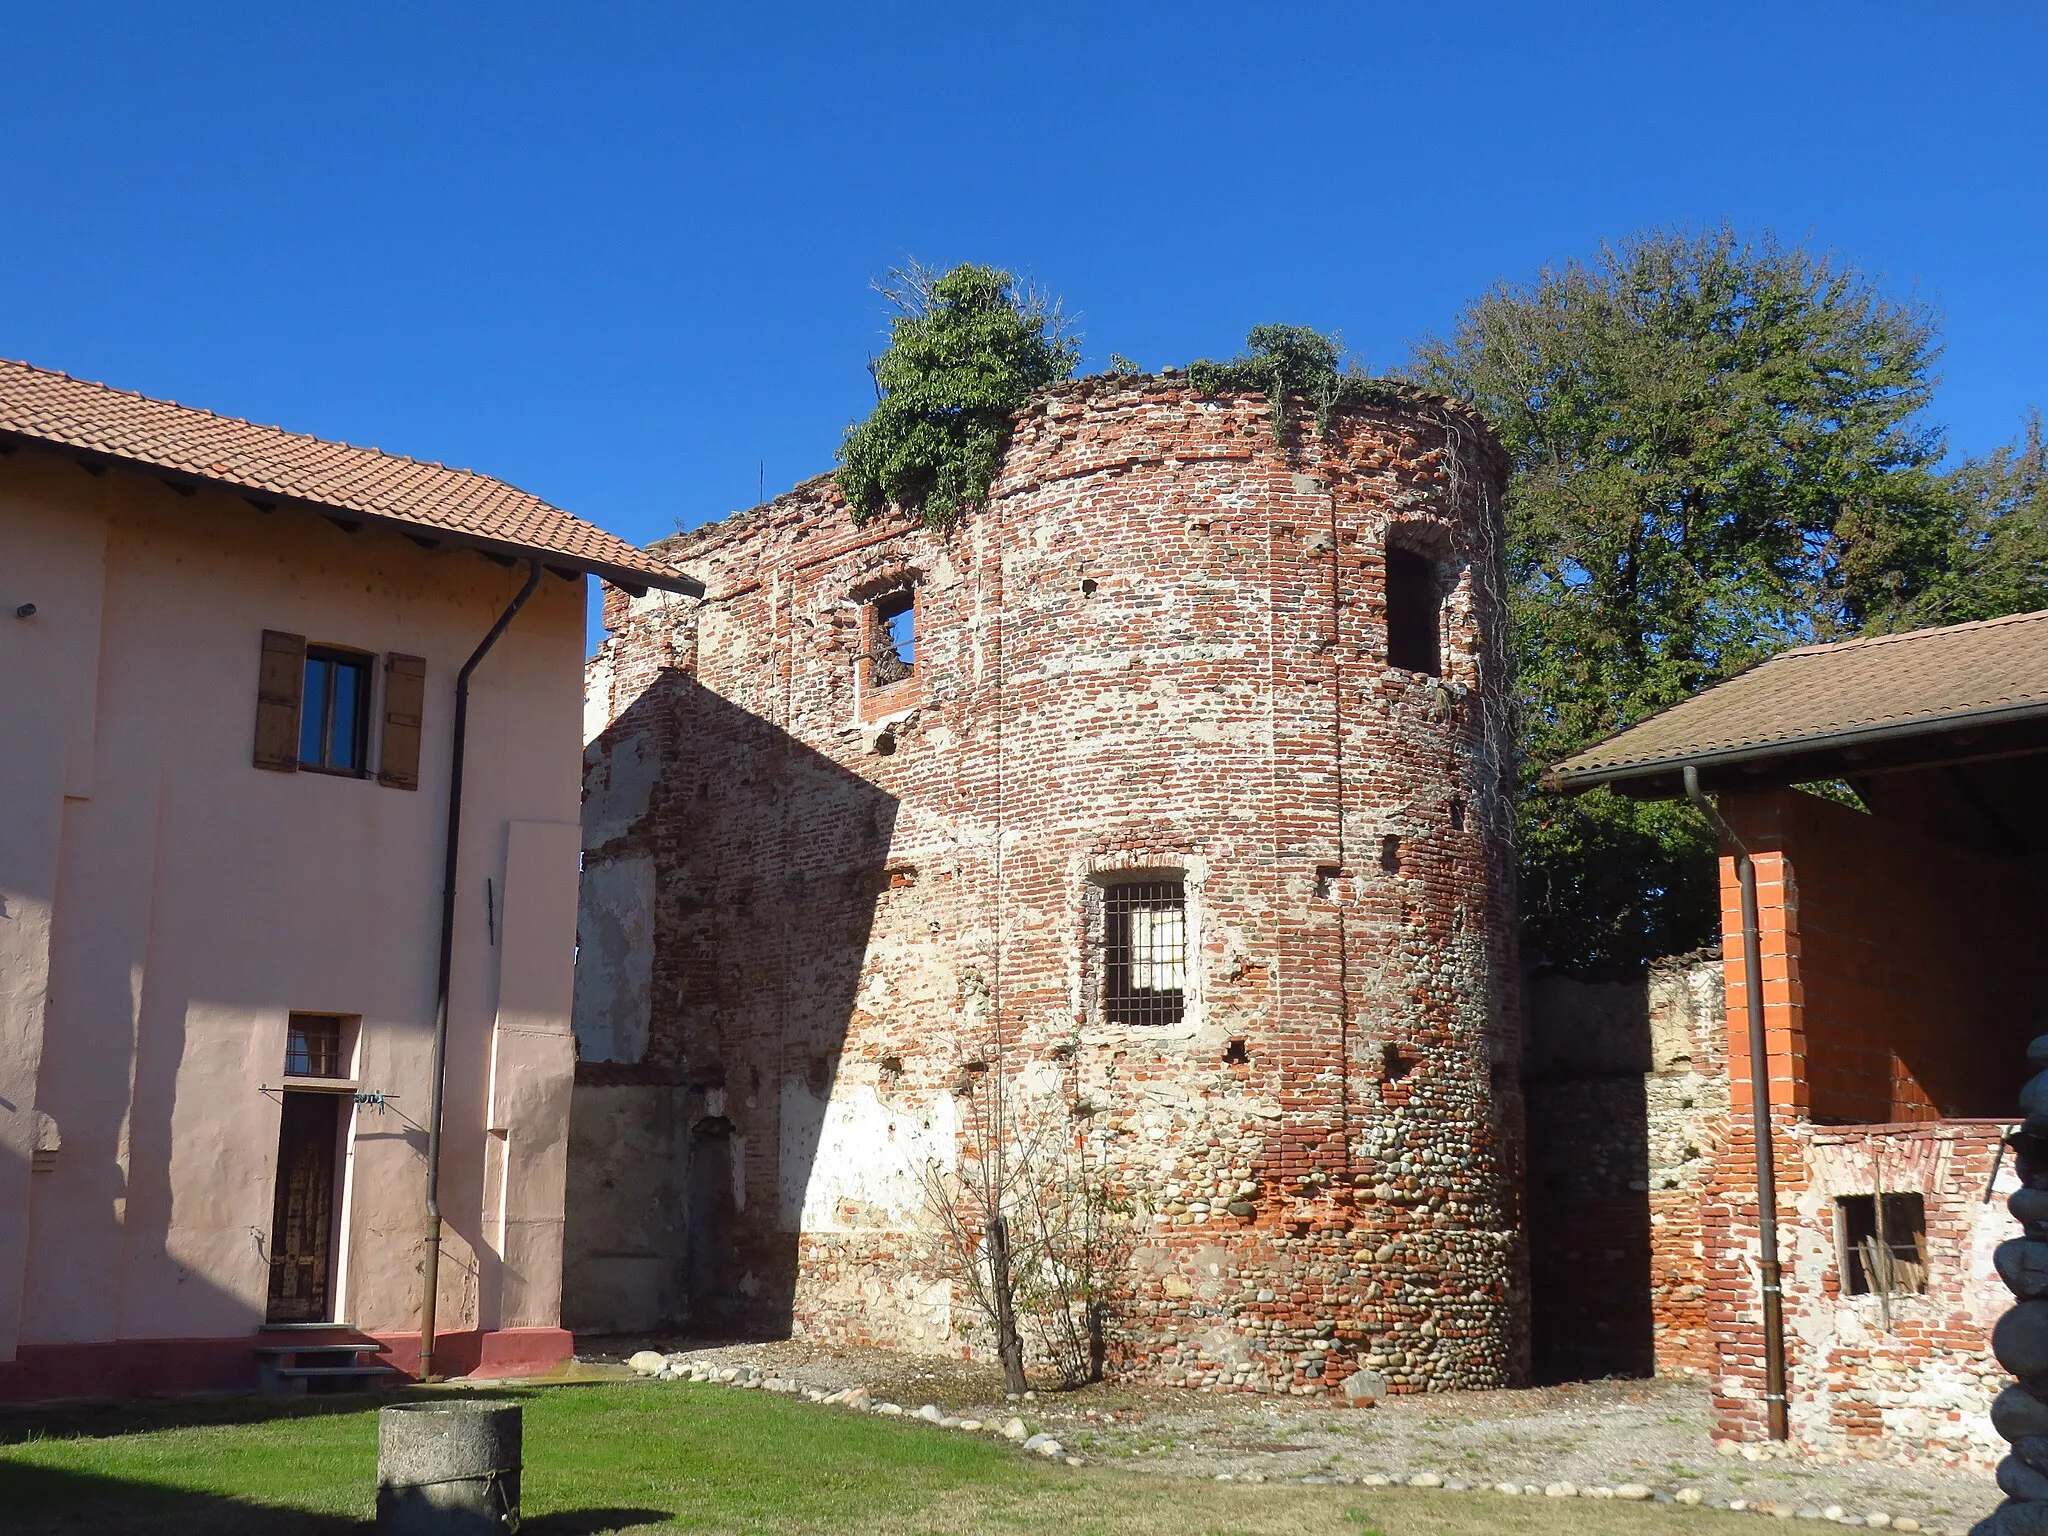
837 263 1079 529
1185 324 1435 443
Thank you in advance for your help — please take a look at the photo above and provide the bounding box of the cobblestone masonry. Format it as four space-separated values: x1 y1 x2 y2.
572 375 1527 1396
1524 956 1727 1384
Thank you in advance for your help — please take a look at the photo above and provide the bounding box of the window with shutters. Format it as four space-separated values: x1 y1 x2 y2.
253 632 424 786
299 648 373 775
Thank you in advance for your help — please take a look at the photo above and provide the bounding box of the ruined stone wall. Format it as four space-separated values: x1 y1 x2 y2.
574 374 1524 1395
1704 1117 2013 1464
1523 954 1727 1383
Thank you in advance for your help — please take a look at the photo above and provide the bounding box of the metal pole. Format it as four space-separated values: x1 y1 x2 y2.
1685 766 1790 1441
418 558 544 1383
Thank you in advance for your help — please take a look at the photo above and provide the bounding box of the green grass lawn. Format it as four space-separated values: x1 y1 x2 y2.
0 1381 1731 1534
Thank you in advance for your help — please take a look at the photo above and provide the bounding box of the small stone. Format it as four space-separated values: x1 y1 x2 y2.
1001 1418 1028 1441
938 1417 962 1429
1825 1509 1844 1522
1730 1500 1749 1511
1865 1518 1891 1530
1033 1440 1064 1459
1342 1369 1388 1404
876 1403 903 1416
1023 1391 1037 1401
1409 1473 1443 1488
1890 1522 1917 1534
1587 1486 1615 1499
1064 1456 1083 1467
1362 1474 1390 1487
1797 1510 1824 1522
1546 1482 1577 1498
626 1350 666 1375
1676 1488 1705 1506
957 1419 982 1432
1837 1519 1864 1529
1617 1485 1652 1501
1443 1479 1470 1491
917 1404 945 1423
715 1368 738 1383
844 1390 871 1411
1495 1483 1522 1496
1744 1445 1767 1462
1718 1439 1743 1456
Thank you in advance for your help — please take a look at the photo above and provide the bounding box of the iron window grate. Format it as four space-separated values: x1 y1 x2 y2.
1105 880 1186 1026
285 1013 347 1079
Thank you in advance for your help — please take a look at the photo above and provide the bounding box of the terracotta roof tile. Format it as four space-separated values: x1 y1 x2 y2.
1549 608 2048 788
0 357 696 593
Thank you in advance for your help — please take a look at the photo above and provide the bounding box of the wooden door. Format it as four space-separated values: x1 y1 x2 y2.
266 1092 341 1323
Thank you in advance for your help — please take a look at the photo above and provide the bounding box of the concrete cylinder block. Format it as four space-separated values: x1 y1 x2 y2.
376 1400 522 1534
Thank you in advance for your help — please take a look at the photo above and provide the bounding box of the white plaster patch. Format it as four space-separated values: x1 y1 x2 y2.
569 854 653 1063
583 728 661 846
785 1083 956 1234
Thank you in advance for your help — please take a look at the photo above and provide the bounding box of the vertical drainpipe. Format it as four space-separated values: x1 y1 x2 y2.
417 557 545 1383
1684 765 1790 1441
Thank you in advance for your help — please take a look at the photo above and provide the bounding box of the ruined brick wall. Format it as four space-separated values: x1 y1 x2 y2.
1693 790 2033 1462
1704 1116 2013 1464
1524 955 1726 1382
575 374 1525 1395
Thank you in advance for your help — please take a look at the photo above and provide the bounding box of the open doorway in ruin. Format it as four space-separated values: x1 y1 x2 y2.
686 1117 739 1328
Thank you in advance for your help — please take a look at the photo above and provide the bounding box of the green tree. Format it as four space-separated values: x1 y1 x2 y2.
1904 411 2048 627
1407 228 1954 973
837 262 1079 527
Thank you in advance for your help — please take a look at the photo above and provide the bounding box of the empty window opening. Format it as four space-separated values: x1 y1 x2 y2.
285 1013 349 1079
1382 1044 1418 1082
1384 543 1443 676
870 591 915 687
1380 835 1402 875
1449 797 1466 832
1105 879 1187 1026
1838 1193 1927 1296
300 647 372 774
1223 1038 1250 1066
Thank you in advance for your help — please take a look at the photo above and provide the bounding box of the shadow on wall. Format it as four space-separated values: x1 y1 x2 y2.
565 667 899 1339
1522 971 1656 1384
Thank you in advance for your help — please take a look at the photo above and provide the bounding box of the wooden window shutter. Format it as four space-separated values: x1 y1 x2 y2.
378 654 427 790
254 630 306 772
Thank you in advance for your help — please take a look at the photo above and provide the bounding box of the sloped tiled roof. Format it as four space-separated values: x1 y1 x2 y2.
1548 609 2048 789
0 357 697 593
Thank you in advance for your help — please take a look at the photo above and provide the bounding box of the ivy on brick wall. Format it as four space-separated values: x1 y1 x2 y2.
1186 324 1435 443
837 263 1079 528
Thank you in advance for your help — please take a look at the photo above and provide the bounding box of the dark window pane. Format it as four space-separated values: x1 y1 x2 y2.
300 658 330 765
330 660 361 770
285 1014 346 1078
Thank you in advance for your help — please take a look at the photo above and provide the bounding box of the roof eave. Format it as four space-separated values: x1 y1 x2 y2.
0 428 702 598
1544 698 2048 798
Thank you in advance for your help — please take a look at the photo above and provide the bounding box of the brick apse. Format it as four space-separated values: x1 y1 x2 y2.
568 373 1529 1395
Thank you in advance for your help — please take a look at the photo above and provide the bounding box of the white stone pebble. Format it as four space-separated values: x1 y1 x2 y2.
1676 1489 1705 1506
1616 1485 1652 1501
1545 1482 1578 1498
1407 1473 1442 1488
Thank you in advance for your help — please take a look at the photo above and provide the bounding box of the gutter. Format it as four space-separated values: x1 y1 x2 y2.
1683 765 1789 1442
417 557 544 1383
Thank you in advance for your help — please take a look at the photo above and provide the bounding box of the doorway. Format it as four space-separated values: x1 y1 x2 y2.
267 1091 342 1323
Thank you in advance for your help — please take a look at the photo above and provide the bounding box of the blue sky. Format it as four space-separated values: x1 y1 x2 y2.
3 4 2041 648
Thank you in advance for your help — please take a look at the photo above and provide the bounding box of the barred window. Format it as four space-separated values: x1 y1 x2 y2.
1838 1193 1927 1297
285 1013 348 1079
1105 880 1186 1026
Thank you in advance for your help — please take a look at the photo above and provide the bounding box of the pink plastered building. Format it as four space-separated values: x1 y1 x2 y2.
0 359 695 1400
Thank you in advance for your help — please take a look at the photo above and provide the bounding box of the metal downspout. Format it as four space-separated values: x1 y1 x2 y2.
417 557 544 1383
1684 765 1790 1441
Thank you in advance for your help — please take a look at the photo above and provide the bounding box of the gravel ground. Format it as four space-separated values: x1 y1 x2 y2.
576 1336 2000 1532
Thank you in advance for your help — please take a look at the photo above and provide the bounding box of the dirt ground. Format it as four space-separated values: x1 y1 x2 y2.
577 1336 2001 1533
